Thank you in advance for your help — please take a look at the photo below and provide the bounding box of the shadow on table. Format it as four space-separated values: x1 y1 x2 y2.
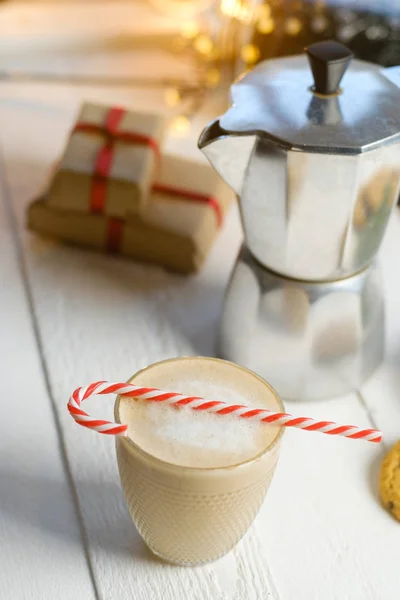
4 126 242 364
26 233 227 359
0 466 162 564
368 341 400 509
3 154 232 360
368 449 387 506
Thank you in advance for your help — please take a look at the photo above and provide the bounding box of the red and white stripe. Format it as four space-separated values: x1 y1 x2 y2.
67 381 383 443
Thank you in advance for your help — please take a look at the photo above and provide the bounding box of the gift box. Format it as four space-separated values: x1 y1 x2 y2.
47 103 165 218
28 157 232 273
28 102 232 273
136 153 232 264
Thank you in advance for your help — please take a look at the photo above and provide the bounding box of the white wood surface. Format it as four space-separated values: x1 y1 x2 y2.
0 116 95 600
0 3 399 599
0 0 196 85
361 215 400 447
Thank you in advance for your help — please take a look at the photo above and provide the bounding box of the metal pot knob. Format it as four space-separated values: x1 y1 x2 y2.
306 40 353 95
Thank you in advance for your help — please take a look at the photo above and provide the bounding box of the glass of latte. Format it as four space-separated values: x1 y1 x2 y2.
114 357 284 566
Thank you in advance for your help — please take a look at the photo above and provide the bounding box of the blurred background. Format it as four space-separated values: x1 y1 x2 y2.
2 0 400 130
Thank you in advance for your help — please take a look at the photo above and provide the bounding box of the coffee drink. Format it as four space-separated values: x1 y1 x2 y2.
115 357 283 565
119 359 278 469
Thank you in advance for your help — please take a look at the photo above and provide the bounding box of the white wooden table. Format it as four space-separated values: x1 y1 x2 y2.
0 3 399 599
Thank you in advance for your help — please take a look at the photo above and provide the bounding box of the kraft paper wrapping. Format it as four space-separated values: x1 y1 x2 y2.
47 103 165 218
28 185 232 274
133 153 232 261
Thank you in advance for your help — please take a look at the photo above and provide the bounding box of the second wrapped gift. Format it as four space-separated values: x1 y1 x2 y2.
47 103 165 219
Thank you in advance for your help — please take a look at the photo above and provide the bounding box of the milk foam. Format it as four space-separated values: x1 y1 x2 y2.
119 362 280 468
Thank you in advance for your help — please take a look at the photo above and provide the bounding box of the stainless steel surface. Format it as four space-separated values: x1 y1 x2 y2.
200 46 398 400
197 120 256 196
238 139 400 280
383 65 400 89
199 50 400 281
218 246 384 401
220 55 400 154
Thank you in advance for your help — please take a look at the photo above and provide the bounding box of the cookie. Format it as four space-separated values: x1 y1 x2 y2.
379 440 400 522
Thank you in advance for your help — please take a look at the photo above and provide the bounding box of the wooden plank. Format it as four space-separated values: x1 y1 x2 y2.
0 138 95 597
1 83 399 600
360 210 400 446
0 84 252 600
0 1 182 54
0 1 196 86
265 394 399 600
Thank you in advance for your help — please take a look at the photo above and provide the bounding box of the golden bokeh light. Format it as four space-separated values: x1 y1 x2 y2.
256 3 271 20
170 115 191 135
220 0 253 23
206 68 221 87
194 34 214 55
241 44 260 64
165 88 181 107
285 17 302 36
257 17 275 35
311 15 328 33
181 21 200 39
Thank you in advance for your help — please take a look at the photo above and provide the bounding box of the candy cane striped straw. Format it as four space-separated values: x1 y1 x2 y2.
67 381 382 443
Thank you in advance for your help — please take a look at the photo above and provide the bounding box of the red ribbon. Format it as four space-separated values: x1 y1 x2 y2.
152 183 223 228
74 106 160 215
74 106 223 254
105 183 223 256
106 218 124 254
